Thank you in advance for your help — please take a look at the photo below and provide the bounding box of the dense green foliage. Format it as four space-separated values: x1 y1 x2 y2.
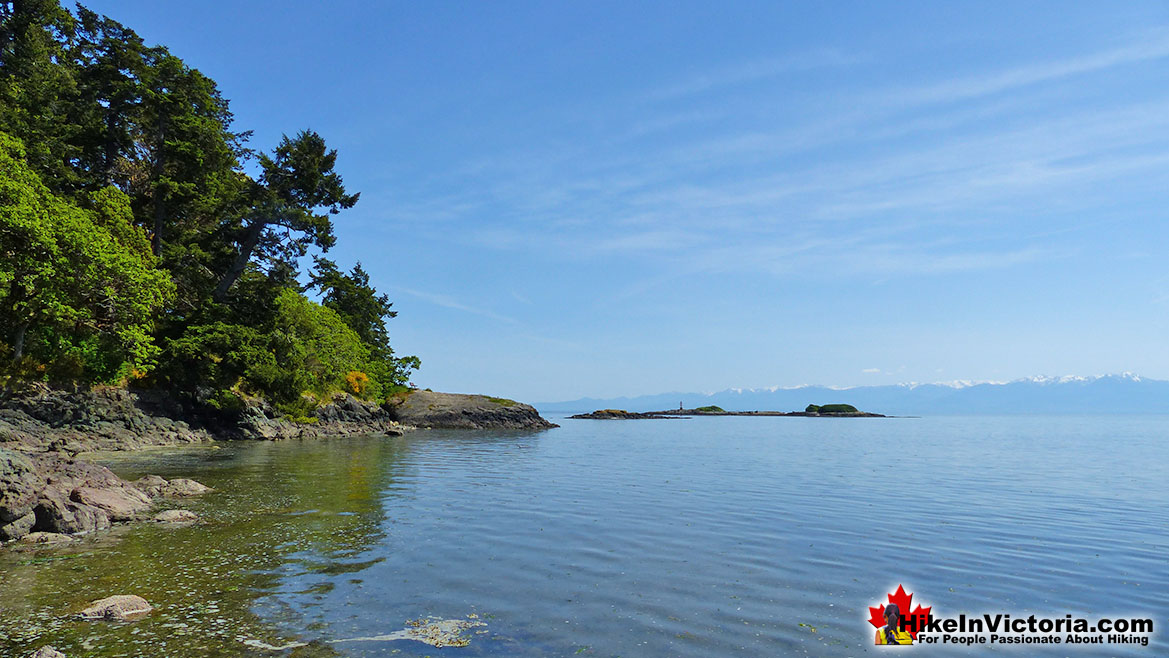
805 404 820 413
816 404 858 413
694 405 725 413
0 1 417 408
0 131 174 380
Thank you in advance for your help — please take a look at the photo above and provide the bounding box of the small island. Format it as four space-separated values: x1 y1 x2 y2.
569 403 885 419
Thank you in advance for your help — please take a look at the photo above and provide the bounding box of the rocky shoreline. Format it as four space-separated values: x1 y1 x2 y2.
1 446 210 542
0 384 556 454
0 384 556 553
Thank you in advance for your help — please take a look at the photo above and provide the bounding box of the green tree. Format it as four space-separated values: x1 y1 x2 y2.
0 131 173 379
135 48 247 261
309 257 419 388
3 2 247 304
309 258 394 355
1 2 418 403
69 6 147 189
273 289 372 394
0 0 80 192
213 131 357 302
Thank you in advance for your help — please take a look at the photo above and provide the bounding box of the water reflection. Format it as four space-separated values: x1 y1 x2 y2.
0 436 412 657
3 417 1167 657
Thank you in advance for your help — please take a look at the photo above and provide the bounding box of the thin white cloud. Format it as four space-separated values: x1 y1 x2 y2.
645 49 860 101
393 287 518 324
378 31 1169 286
890 30 1169 107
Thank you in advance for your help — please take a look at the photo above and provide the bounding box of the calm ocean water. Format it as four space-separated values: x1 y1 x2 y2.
2 415 1167 656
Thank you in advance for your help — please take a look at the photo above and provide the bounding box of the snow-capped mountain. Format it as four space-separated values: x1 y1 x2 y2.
539 373 1169 415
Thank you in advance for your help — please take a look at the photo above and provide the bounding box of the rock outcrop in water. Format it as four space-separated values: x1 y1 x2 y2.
569 406 886 419
386 390 558 430
78 595 153 621
153 509 198 523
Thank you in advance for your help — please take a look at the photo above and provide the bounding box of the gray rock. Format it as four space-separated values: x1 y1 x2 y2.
153 509 198 523
131 475 169 498
0 511 36 541
387 390 558 430
34 490 110 534
133 475 211 498
78 594 152 621
20 531 76 544
0 446 40 523
28 646 66 658
0 384 212 453
70 486 152 521
166 478 212 496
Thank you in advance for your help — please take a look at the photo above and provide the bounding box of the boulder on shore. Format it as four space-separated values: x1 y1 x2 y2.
0 511 35 541
25 455 168 536
34 494 110 535
0 448 212 542
1 447 40 525
70 485 152 521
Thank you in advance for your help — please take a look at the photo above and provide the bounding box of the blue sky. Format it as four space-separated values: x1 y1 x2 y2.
87 1 1169 402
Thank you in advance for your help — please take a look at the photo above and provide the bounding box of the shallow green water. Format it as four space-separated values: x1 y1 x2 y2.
0 438 404 657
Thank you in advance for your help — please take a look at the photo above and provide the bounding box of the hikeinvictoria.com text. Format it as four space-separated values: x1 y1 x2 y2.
904 613 1153 647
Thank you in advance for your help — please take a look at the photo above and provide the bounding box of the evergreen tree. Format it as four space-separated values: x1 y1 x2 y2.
310 258 395 358
0 2 418 405
0 0 80 192
213 131 357 302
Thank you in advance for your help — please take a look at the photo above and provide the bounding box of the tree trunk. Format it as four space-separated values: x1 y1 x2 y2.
151 116 166 257
103 112 119 186
12 320 29 362
212 220 265 302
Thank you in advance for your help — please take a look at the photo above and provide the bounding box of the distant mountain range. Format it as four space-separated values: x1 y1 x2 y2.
538 373 1169 415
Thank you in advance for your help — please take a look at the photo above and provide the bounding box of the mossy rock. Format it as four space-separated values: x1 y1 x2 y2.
817 403 858 413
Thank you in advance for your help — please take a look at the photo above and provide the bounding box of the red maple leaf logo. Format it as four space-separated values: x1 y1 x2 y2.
868 584 932 640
